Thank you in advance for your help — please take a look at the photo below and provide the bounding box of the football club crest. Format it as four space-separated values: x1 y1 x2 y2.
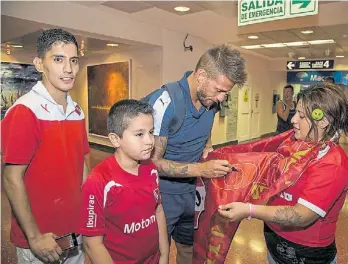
153 188 160 203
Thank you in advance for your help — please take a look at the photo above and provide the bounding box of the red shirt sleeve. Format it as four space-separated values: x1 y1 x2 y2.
79 172 106 236
1 105 40 164
297 162 347 217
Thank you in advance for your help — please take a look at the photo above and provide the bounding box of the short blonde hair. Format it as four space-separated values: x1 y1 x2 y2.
195 44 247 88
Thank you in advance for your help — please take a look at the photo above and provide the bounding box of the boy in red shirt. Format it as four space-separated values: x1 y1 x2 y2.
79 99 169 264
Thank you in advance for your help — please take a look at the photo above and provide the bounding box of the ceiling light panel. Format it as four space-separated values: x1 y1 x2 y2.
241 45 263 49
262 43 285 48
284 41 309 47
308 39 335 45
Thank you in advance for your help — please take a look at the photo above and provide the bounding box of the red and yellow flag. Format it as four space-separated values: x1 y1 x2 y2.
193 130 327 263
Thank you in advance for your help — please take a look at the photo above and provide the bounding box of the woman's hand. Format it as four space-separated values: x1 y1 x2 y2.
218 202 250 222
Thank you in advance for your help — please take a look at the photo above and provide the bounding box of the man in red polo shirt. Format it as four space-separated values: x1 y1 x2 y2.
1 28 89 264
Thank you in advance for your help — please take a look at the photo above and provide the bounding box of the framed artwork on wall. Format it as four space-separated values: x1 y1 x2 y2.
1 62 41 119
87 60 131 137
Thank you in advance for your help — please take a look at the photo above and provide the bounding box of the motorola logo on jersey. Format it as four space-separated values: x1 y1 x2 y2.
124 215 156 234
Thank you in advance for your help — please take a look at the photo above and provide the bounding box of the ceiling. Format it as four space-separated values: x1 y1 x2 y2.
1 16 159 58
73 0 348 60
75 1 239 18
233 24 348 59
75 1 336 18
2 1 348 60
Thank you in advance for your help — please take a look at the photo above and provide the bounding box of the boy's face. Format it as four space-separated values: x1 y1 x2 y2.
115 114 155 161
34 42 79 93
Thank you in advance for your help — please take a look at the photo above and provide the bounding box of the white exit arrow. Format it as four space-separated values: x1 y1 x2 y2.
287 61 295 70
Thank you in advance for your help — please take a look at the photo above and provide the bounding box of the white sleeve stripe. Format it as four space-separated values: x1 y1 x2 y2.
103 181 122 208
298 198 327 217
153 91 171 136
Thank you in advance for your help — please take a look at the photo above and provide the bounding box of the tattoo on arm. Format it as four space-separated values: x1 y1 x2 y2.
166 163 189 177
152 136 167 161
272 206 303 227
152 136 190 178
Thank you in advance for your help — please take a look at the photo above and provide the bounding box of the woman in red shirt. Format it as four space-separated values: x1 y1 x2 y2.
219 83 348 264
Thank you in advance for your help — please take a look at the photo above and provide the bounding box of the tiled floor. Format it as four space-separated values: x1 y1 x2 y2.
2 144 348 264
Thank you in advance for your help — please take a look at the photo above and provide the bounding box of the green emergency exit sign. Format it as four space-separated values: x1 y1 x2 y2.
238 0 318 26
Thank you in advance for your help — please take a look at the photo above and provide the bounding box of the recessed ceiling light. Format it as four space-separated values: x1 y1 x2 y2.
336 55 345 58
301 30 314 34
298 57 306 60
11 45 23 48
174 6 190 12
248 35 258 39
106 43 119 47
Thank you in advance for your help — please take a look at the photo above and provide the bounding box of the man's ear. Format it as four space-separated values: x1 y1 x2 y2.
33 57 43 73
319 116 329 130
108 132 121 148
196 69 207 84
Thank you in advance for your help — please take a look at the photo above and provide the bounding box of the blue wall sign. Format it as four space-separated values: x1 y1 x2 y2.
287 71 348 84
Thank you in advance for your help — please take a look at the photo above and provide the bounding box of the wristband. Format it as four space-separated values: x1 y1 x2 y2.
247 203 254 220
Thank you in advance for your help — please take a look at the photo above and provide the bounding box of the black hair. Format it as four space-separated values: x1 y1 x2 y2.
324 76 335 84
284 84 294 92
297 83 348 141
37 29 78 58
107 99 153 137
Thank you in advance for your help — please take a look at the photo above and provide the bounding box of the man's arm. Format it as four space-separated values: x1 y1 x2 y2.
83 236 114 264
3 164 62 262
151 136 231 178
83 156 90 184
276 101 291 121
156 204 169 264
202 136 214 159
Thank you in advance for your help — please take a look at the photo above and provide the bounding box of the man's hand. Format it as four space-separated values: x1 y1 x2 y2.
199 160 232 178
218 202 250 222
202 146 214 159
28 233 62 262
